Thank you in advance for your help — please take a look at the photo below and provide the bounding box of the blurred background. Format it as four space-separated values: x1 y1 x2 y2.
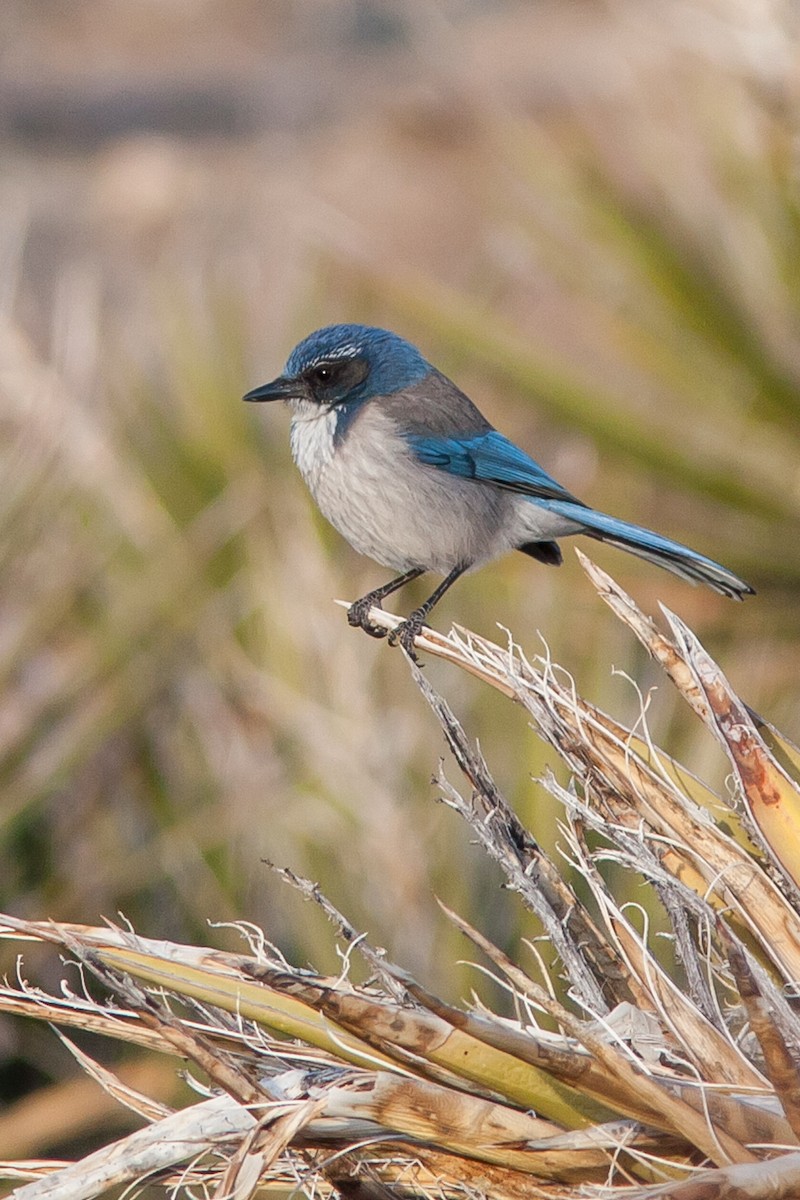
2 0 800 1157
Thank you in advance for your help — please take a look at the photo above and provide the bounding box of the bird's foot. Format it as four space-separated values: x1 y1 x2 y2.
347 595 389 639
387 609 427 661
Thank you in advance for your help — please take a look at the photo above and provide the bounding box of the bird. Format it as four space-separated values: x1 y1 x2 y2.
244 324 753 657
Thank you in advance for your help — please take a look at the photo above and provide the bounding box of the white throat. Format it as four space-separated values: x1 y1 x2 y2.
289 405 338 488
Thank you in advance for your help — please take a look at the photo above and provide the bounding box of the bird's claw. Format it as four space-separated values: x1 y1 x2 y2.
347 596 388 639
348 596 428 659
387 612 426 661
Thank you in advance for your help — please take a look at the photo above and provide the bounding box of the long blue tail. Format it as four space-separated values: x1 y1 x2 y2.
539 500 754 599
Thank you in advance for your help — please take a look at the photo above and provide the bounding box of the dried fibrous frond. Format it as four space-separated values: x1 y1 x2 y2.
2 563 800 1198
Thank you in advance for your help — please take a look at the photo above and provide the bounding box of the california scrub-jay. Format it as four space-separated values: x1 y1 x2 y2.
244 324 753 655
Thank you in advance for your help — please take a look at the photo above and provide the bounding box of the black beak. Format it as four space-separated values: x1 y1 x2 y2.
242 376 302 403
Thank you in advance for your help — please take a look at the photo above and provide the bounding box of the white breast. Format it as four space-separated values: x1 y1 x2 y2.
291 405 510 574
289 407 338 490
288 404 584 576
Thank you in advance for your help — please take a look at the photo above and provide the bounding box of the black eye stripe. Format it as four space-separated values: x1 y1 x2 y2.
302 355 370 398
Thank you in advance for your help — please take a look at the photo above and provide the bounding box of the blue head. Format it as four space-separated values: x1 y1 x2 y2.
243 324 431 415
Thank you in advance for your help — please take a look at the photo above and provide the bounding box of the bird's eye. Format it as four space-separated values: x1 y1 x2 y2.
303 355 368 399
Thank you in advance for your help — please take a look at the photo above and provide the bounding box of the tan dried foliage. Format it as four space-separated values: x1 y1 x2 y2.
3 566 800 1198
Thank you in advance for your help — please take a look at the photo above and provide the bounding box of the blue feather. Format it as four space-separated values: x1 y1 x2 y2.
536 499 740 582
406 431 583 505
406 432 751 598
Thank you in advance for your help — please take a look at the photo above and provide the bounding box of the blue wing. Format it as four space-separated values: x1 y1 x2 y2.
406 430 584 506
406 429 753 599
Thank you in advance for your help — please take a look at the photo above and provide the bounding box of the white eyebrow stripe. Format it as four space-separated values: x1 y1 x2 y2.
306 343 360 368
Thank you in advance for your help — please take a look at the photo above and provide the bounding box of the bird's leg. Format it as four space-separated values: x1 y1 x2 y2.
347 567 425 638
389 563 469 658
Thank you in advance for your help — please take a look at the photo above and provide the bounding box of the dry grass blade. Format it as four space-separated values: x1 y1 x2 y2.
718 923 800 1141
53 1032 173 1123
9 1094 259 1200
745 718 800 794
215 1095 327 1200
620 1152 800 1199
664 611 800 892
289 1073 618 1180
0 977 171 1056
574 551 718 727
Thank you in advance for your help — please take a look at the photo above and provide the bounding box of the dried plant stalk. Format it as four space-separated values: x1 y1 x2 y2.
3 562 800 1198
